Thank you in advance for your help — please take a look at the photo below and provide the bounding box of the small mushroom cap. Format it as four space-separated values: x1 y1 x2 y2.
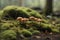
21 18 25 21
37 19 42 22
23 18 29 21
17 17 22 20
34 18 38 21
29 16 35 19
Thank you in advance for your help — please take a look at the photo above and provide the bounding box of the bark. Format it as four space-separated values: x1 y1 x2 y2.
45 0 53 16
19 0 23 6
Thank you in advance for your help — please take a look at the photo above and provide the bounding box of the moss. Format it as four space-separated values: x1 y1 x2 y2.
1 30 16 40
0 6 60 40
52 28 60 33
1 22 13 30
1 6 42 20
21 29 32 37
0 20 20 30
32 30 40 35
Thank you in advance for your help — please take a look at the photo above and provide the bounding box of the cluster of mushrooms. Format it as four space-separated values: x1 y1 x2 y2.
16 16 53 34
16 16 42 23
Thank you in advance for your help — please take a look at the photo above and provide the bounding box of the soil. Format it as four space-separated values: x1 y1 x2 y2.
28 33 60 40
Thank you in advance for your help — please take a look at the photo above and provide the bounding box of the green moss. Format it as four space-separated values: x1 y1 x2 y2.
21 29 32 37
0 6 60 40
0 20 20 30
1 30 16 40
0 11 3 18
32 30 40 35
52 28 60 33
1 6 42 20
1 22 13 30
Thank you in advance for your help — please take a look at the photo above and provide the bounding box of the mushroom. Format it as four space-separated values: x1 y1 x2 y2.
17 17 23 22
23 18 29 21
17 17 22 21
37 18 42 22
34 18 38 21
29 16 35 20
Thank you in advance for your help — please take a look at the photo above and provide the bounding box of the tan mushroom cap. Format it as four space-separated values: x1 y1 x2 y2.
37 18 42 22
34 18 38 21
17 17 22 20
29 16 35 19
23 18 29 21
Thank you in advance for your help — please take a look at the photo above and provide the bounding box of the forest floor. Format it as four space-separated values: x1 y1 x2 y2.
29 33 60 40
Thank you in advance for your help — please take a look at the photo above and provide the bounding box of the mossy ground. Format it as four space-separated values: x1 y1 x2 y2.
0 6 60 40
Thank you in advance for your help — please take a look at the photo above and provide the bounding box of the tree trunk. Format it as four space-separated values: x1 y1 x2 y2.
45 0 53 16
19 0 23 6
